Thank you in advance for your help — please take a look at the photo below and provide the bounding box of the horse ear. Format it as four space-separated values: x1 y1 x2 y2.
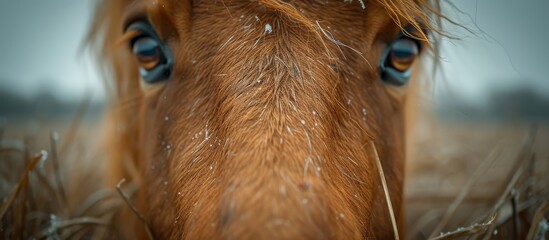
86 0 143 187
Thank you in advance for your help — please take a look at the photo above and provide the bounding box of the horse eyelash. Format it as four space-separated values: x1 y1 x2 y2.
115 30 142 47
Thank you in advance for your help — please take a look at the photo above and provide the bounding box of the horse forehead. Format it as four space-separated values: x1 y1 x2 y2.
139 0 395 39
150 1 398 114
157 1 398 75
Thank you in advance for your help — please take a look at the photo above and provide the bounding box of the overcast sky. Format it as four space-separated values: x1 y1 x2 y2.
0 0 547 104
0 0 101 102
437 0 549 104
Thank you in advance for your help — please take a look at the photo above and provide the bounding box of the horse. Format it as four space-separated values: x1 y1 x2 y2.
88 0 438 239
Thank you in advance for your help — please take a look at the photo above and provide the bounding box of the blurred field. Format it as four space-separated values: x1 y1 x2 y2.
405 119 549 239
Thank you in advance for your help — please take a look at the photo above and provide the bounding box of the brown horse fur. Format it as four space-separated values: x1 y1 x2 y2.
87 0 441 239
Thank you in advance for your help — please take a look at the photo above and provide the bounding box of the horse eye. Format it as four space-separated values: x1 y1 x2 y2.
126 22 173 83
132 37 163 71
380 35 421 86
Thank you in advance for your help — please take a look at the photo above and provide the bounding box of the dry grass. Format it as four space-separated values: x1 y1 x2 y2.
0 101 129 239
1 112 548 239
405 113 549 239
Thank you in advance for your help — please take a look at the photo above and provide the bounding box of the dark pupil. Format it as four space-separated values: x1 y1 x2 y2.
132 37 162 70
393 48 413 59
389 38 418 71
392 39 417 60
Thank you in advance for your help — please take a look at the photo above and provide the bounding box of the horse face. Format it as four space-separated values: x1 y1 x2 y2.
95 0 429 238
